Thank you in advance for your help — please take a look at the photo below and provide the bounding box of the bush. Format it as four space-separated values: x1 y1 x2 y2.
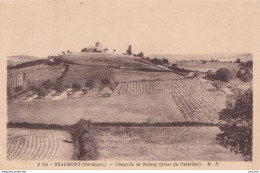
236 70 243 78
32 85 48 97
137 52 144 58
14 86 23 93
85 80 95 89
72 82 81 91
241 69 253 82
212 81 224 90
215 68 233 82
193 71 200 78
54 83 64 93
42 80 54 89
206 70 215 79
101 78 110 85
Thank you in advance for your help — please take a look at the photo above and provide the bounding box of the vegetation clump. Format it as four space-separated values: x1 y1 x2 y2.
85 80 95 89
217 88 253 161
215 68 233 82
69 119 99 160
72 82 82 91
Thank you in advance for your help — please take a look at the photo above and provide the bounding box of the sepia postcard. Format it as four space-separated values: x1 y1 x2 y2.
0 0 260 170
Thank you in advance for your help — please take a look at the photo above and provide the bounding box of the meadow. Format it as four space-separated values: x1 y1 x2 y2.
94 126 244 161
8 91 186 125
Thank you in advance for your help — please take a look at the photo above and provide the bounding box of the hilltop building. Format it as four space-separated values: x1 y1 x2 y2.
81 41 104 53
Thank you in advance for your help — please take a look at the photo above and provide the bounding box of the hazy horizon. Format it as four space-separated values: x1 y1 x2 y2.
1 0 254 57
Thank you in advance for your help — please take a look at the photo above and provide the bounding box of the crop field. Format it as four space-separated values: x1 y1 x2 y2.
112 69 183 82
61 53 162 71
7 73 25 90
113 79 212 95
8 65 66 87
175 61 239 72
63 64 113 87
113 79 226 123
94 126 243 161
7 128 73 161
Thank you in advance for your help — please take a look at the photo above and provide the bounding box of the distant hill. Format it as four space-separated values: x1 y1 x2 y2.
148 53 253 63
8 55 44 66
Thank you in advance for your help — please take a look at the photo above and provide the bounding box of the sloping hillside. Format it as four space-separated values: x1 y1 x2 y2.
60 53 164 71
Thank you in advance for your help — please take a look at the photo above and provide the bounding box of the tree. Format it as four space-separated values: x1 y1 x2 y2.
193 70 200 78
113 49 116 53
206 70 215 79
103 47 108 52
171 64 177 69
101 78 110 85
126 45 132 55
236 70 243 78
215 68 233 82
85 80 95 89
67 50 71 54
32 85 48 97
235 58 241 63
62 51 66 55
54 83 64 93
245 61 253 68
81 48 88 52
42 80 54 90
14 86 23 93
137 52 144 58
162 58 169 64
241 69 253 82
72 82 81 91
216 88 253 161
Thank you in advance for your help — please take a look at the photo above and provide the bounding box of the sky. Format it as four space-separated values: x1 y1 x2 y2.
0 0 255 57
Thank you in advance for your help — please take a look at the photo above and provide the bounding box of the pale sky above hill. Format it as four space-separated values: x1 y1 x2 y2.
0 0 256 57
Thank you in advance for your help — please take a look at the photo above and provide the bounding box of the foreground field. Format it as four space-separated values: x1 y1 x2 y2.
94 126 243 161
8 92 185 125
7 128 74 161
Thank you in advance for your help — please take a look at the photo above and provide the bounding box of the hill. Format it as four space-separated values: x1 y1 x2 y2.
7 55 44 66
148 53 252 63
60 52 164 71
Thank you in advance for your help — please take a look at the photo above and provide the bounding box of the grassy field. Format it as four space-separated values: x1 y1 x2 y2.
175 61 240 72
61 53 163 71
63 64 113 87
112 69 183 82
94 126 243 161
7 128 73 161
8 92 185 125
